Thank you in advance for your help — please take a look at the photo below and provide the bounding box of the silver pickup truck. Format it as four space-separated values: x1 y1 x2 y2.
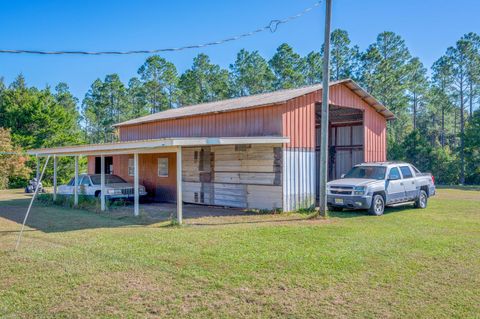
327 162 436 215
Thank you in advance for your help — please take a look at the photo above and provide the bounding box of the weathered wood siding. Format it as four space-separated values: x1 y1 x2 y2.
182 144 283 210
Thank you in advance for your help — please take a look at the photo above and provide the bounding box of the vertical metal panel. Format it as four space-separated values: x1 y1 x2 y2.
336 126 351 146
283 149 316 211
352 125 364 145
119 104 284 141
363 105 387 162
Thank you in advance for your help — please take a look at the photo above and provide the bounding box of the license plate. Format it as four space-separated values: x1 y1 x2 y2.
334 198 344 204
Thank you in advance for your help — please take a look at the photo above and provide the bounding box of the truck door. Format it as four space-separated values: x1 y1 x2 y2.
386 167 405 204
399 165 417 200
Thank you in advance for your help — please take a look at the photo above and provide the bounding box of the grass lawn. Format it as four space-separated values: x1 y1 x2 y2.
0 188 479 318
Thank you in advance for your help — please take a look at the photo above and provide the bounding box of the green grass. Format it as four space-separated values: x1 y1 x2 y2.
0 188 479 318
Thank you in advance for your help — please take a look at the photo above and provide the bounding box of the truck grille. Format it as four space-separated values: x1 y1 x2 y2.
329 186 353 195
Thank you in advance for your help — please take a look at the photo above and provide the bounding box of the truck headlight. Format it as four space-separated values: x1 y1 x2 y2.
353 186 366 195
107 189 122 195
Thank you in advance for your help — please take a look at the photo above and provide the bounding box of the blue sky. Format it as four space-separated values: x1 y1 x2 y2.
0 0 479 99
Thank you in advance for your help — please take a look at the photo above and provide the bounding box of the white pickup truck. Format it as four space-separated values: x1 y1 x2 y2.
327 162 436 215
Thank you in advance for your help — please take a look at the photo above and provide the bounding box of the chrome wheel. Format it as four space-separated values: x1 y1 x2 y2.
415 190 428 209
419 192 427 208
369 194 384 216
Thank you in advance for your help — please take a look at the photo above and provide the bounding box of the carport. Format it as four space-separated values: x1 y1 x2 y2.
27 136 289 224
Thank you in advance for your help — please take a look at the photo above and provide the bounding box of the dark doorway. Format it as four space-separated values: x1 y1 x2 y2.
94 156 113 174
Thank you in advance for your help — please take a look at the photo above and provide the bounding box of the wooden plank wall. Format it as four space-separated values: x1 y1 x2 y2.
182 144 283 210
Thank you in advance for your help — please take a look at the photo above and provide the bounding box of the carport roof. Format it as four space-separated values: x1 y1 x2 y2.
27 136 290 156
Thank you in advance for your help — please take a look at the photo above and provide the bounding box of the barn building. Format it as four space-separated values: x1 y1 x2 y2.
30 79 393 216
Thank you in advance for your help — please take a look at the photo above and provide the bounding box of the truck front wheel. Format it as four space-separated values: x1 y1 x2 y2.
369 194 385 216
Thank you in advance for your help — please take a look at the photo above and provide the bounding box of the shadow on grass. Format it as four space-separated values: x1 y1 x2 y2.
0 198 159 233
0 198 285 233
329 204 415 218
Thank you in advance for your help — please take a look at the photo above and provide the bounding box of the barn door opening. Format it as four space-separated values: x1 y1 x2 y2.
95 156 113 174
315 104 364 201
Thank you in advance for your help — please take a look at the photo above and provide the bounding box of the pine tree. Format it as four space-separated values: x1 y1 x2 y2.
138 55 179 113
431 56 455 147
446 40 470 184
82 74 129 143
269 43 305 89
303 51 323 85
359 32 412 144
229 49 275 96
178 53 230 105
329 29 360 81
406 57 429 131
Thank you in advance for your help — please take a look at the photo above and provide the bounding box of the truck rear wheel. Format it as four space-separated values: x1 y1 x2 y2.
369 194 385 216
414 190 428 209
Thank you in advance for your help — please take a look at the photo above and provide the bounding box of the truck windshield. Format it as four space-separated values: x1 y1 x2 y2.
90 175 127 185
344 166 386 180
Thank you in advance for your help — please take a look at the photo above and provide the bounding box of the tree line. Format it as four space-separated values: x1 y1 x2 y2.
0 29 479 188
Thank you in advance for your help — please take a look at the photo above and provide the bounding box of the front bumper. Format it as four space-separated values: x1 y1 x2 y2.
327 194 372 209
106 191 148 199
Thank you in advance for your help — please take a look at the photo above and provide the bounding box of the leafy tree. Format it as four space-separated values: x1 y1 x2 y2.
0 75 83 149
178 53 230 105
329 29 360 81
303 51 322 85
229 49 274 96
430 146 460 185
138 55 179 112
269 43 305 89
0 128 30 189
398 130 433 172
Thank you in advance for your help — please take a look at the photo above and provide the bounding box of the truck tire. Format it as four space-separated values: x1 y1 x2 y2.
414 190 428 209
369 194 385 216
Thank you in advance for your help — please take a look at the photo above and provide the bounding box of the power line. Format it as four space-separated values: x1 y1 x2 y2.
0 1 322 56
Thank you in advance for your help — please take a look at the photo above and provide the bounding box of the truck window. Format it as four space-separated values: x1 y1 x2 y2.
388 167 401 180
411 165 420 174
400 166 413 179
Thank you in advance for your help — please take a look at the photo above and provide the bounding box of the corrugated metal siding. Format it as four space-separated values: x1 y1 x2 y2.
364 107 387 162
282 92 316 150
283 149 316 211
119 105 284 141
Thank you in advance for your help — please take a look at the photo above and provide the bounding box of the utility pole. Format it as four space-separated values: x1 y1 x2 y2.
319 0 332 217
